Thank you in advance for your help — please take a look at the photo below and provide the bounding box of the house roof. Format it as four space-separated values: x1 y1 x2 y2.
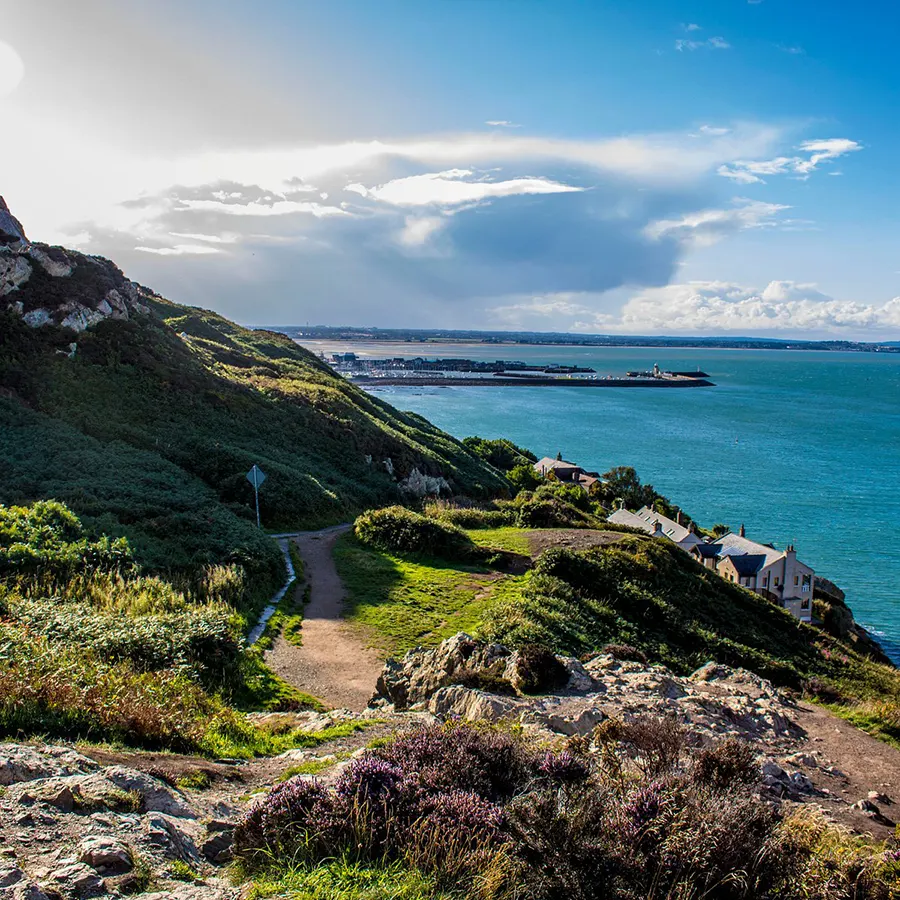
714 532 784 568
534 457 581 472
634 507 699 544
607 509 652 531
724 554 768 576
692 542 721 559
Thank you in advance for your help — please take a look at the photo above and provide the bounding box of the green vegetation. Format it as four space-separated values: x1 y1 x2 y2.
0 292 507 603
354 506 479 560
335 532 526 653
0 500 326 754
466 527 532 555
243 860 454 900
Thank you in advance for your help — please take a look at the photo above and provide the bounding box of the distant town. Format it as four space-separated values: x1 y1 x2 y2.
275 325 900 353
323 352 714 388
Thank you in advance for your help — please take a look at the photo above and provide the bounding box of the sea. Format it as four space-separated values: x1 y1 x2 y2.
300 340 900 662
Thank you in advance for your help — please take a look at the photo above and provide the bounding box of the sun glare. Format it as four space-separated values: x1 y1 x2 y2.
0 41 24 97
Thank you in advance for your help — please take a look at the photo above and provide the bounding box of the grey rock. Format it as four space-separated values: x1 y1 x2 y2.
852 799 880 813
201 824 234 864
0 745 98 787
46 862 104 897
78 836 133 874
789 772 814 793
868 790 891 805
0 864 25 887
427 685 519 723
143 813 202 864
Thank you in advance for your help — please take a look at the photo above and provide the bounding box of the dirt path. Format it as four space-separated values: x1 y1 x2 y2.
265 525 384 712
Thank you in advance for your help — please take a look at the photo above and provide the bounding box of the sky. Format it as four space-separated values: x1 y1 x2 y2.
2 0 900 338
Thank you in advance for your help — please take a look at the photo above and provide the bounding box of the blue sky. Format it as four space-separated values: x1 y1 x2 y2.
2 0 899 336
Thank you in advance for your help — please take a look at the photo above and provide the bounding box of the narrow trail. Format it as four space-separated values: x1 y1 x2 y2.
264 525 384 712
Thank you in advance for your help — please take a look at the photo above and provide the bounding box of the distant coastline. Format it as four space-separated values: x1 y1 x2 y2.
268 325 900 353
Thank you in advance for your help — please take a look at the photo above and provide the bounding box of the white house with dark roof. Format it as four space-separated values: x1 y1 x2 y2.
607 506 702 550
689 528 815 622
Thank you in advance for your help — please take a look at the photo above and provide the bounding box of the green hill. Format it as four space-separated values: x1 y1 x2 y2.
0 225 507 592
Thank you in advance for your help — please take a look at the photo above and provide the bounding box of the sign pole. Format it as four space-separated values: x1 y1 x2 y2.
246 464 267 529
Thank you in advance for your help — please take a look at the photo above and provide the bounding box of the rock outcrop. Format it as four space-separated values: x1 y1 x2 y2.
0 197 152 333
0 743 239 899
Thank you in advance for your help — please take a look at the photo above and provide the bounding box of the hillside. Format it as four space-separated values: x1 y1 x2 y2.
0 199 507 590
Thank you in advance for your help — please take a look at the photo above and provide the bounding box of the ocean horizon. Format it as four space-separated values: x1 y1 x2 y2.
300 339 900 663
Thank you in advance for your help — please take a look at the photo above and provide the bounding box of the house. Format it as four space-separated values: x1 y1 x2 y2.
689 527 815 622
533 457 602 493
607 506 702 550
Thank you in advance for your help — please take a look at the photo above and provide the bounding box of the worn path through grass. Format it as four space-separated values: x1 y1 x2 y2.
264 526 384 712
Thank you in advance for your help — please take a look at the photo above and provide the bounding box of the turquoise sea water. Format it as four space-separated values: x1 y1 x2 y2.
306 341 900 661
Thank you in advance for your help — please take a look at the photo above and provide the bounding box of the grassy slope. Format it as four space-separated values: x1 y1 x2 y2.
338 524 900 744
334 532 527 654
0 279 506 587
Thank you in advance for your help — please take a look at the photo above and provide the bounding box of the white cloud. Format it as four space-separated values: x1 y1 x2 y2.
614 281 900 333
0 40 25 97
683 23 702 31
698 125 730 136
175 198 347 218
397 215 446 247
135 244 224 256
776 44 805 54
488 282 900 336
718 137 861 183
168 231 240 243
676 36 730 51
345 169 583 206
645 198 789 247
485 120 521 128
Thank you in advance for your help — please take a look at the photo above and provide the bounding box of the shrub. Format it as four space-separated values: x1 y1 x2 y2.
424 502 515 530
353 506 477 560
512 644 570 695
601 643 649 665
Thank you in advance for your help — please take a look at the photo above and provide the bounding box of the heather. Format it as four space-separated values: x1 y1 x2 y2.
235 721 900 899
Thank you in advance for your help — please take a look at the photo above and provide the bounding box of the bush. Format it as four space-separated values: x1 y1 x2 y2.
354 506 477 560
462 437 536 472
601 643 649 665
512 644 570 695
424 501 515 530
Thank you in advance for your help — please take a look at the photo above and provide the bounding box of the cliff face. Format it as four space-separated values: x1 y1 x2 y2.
0 196 152 332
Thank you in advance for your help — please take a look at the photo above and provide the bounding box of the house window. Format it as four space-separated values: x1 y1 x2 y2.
774 576 780 586
794 575 800 586
762 575 769 587
802 574 811 593
801 598 810 610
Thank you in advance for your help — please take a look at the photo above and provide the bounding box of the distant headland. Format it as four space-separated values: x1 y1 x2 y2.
270 324 900 353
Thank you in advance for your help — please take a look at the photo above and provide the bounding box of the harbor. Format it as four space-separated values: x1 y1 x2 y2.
325 353 714 387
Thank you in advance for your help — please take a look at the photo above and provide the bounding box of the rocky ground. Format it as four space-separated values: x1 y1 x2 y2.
374 633 900 840
3 632 898 898
0 711 424 900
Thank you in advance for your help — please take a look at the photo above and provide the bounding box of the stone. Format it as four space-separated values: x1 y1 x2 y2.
80 767 195 818
0 196 28 247
376 633 513 710
143 813 202 864
46 862 104 897
868 791 891 805
201 823 234 864
427 685 519 723
0 253 32 296
529 706 606 736
789 772 814 793
852 799 880 813
0 864 25 887
78 836 133 874
16 784 75 813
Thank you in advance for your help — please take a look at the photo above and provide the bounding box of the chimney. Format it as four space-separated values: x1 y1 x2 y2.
676 510 683 525
739 523 746 537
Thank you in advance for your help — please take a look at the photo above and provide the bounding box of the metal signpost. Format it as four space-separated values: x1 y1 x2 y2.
246 464 266 528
